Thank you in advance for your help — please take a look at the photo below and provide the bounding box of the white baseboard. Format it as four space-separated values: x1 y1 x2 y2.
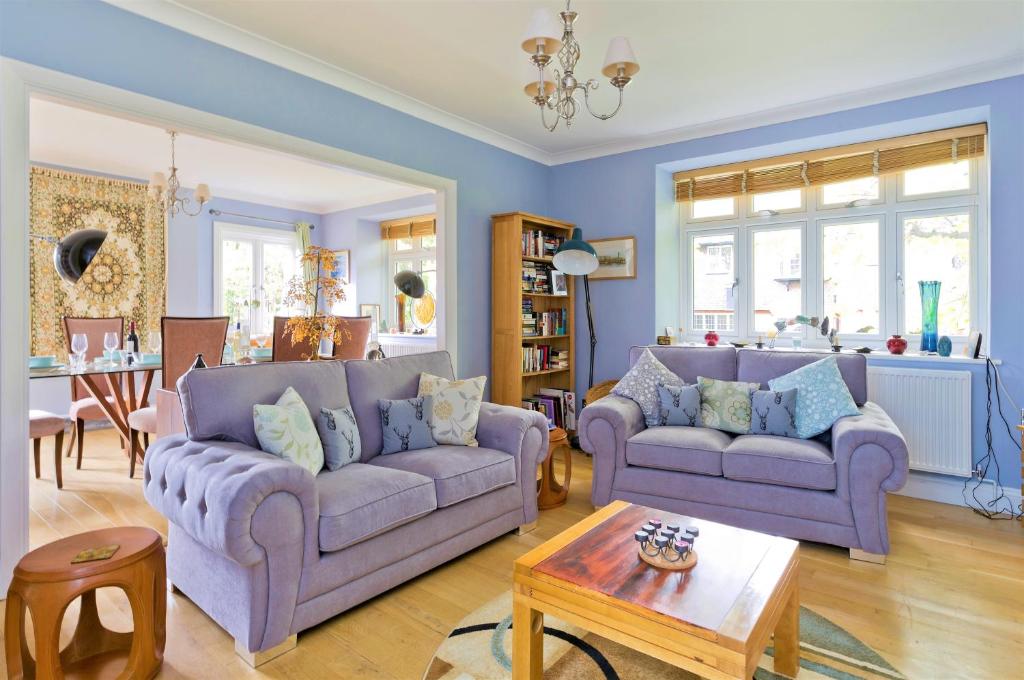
895 470 1023 514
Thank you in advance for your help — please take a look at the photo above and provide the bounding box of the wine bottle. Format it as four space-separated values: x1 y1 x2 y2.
125 320 139 366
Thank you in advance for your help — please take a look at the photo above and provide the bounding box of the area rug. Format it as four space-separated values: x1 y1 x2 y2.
423 592 904 680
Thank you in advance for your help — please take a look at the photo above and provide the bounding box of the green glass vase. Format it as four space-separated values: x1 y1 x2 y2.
918 280 941 353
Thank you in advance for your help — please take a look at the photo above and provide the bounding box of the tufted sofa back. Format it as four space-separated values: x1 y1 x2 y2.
736 348 867 405
628 345 738 383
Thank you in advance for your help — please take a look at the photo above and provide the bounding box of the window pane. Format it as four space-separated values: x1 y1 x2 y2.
260 242 300 336
822 221 880 334
903 161 969 196
752 189 801 213
221 239 253 327
821 176 880 206
691 197 735 219
903 213 970 335
691 234 735 332
394 237 414 251
420 235 436 249
752 228 802 333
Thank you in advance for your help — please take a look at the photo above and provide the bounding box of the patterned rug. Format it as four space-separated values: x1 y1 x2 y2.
424 592 904 680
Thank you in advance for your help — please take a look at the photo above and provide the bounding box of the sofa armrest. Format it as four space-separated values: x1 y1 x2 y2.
143 434 319 569
475 402 549 522
578 395 645 506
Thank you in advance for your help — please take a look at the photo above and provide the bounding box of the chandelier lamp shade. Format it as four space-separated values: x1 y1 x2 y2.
521 1 639 131
148 130 212 218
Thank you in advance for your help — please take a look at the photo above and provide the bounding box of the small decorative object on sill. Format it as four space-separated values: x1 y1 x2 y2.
284 246 350 361
964 330 982 359
755 335 764 349
886 334 908 355
829 329 841 352
634 518 699 571
656 335 671 346
366 341 386 361
937 335 953 357
730 341 748 348
853 346 873 354
704 330 719 347
918 280 941 353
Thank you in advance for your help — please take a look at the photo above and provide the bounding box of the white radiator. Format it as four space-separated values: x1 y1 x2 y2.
866 367 972 477
380 340 436 358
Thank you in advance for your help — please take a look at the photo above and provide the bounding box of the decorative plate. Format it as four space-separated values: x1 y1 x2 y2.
412 290 436 329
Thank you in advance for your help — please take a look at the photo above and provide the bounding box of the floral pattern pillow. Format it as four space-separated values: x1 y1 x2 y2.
418 373 486 446
768 356 860 439
612 349 684 427
697 376 760 434
253 386 324 475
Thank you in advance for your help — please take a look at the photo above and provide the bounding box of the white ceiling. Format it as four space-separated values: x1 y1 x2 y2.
122 0 1024 164
29 98 433 214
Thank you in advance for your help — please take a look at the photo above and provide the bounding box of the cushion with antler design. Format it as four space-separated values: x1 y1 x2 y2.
655 383 701 427
379 396 436 455
749 389 798 438
317 405 362 470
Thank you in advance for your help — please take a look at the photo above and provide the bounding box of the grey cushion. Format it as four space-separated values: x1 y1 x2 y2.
613 348 684 427
316 463 437 552
723 435 836 490
370 446 516 507
655 384 701 427
749 389 798 438
317 405 361 471
625 427 731 476
379 396 435 454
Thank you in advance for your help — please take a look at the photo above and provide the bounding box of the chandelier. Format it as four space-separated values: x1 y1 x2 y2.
521 1 639 131
148 130 211 217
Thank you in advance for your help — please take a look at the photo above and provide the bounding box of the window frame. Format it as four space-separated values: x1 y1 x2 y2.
897 158 977 202
384 235 437 335
684 226 740 338
816 175 886 210
747 221 807 339
816 212 886 341
688 196 738 223
749 188 805 217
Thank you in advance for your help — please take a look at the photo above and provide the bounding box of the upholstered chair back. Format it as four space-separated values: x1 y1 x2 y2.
333 316 372 360
63 316 124 400
161 316 230 390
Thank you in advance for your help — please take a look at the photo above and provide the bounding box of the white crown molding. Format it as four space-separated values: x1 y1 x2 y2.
104 0 552 165
102 2 1022 167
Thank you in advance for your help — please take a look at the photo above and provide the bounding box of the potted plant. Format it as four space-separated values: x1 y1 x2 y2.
284 246 350 360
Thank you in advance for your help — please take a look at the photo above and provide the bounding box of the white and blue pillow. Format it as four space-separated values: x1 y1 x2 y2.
768 356 860 439
612 349 684 427
655 384 701 427
749 389 798 438
379 396 436 454
317 405 361 470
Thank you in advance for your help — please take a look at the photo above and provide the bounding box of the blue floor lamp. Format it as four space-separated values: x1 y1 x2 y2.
553 228 599 390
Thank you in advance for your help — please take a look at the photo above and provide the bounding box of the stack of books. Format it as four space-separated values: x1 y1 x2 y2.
551 348 570 368
522 344 551 372
521 230 565 258
523 307 567 337
521 261 554 294
522 388 577 431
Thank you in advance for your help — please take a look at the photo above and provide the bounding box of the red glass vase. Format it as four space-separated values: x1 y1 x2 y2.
886 334 908 355
704 331 719 347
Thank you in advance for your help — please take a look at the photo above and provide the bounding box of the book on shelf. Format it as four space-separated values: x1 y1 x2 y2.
521 260 554 294
521 344 551 372
521 230 565 259
520 387 577 431
521 307 567 338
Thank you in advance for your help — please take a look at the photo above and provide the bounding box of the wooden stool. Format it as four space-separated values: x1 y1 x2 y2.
538 427 572 510
5 527 166 679
29 410 67 489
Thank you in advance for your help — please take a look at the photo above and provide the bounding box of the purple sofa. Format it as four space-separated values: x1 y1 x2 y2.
143 351 548 663
578 346 909 562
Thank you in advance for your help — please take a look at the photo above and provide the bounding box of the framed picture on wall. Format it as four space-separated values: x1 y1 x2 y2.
589 236 636 280
330 249 351 284
359 303 383 333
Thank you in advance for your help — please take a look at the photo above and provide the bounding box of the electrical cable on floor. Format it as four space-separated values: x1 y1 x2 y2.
961 357 1024 520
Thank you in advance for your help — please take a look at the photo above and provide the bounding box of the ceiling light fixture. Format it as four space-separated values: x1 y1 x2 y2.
521 1 639 131
148 130 212 217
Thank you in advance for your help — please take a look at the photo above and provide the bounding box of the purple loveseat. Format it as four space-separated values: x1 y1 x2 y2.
143 351 547 663
579 346 909 562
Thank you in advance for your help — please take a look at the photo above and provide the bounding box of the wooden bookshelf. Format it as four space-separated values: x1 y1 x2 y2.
491 212 576 414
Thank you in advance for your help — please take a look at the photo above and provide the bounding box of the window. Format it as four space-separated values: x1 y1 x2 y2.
682 158 985 346
214 223 301 335
387 235 436 333
691 197 736 220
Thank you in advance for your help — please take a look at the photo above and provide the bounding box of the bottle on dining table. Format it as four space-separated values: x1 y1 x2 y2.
125 320 139 366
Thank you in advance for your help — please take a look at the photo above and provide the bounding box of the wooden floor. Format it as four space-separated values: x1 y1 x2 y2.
4 427 1023 679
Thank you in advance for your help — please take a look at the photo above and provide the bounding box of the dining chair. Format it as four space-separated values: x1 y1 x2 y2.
29 410 67 489
126 316 229 478
62 316 124 470
272 315 372 361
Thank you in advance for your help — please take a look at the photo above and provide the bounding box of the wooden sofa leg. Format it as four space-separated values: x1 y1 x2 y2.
235 635 297 668
516 521 538 535
849 548 886 564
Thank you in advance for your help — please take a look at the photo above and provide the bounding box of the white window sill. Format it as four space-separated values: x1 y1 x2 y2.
672 341 997 365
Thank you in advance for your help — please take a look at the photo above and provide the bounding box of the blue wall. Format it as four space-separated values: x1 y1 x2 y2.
549 76 1024 491
0 0 549 382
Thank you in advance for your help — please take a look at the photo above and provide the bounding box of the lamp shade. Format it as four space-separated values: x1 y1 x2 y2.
194 183 212 204
394 270 426 299
52 229 107 284
521 8 563 55
553 228 598 276
601 36 640 78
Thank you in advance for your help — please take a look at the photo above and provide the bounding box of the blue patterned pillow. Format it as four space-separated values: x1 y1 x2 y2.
379 396 436 454
768 357 859 439
317 405 361 470
749 389 798 438
655 384 701 427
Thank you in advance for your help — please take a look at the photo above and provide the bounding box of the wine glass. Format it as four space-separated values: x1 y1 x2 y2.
103 331 119 364
70 333 88 369
148 331 162 355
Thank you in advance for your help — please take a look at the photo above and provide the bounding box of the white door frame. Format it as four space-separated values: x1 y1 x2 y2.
0 58 459 595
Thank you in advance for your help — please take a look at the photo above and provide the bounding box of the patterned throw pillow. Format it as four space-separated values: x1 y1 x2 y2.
769 356 861 439
612 349 684 427
317 405 361 471
697 376 760 434
253 386 324 475
418 373 486 446
655 384 701 427
749 389 798 438
379 396 436 454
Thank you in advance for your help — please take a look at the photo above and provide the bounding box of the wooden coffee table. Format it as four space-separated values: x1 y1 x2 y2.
512 501 799 680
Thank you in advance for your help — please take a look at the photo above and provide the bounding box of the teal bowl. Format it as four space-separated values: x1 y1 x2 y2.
29 355 56 369
140 353 162 365
251 347 272 359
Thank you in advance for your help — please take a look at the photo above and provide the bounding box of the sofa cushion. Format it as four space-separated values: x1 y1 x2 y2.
625 427 731 476
317 463 437 552
418 373 487 446
379 396 436 454
655 384 701 427
723 435 836 490
253 387 324 475
613 348 684 427
369 446 516 507
749 389 798 438
697 376 760 434
768 356 860 439
737 348 867 405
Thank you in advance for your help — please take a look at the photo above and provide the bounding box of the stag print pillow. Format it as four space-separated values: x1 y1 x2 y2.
317 405 362 470
253 386 325 476
655 384 701 427
749 389 798 438
417 373 486 446
379 396 436 455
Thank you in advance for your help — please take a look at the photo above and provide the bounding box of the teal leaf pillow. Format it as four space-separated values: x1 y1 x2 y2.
253 386 324 475
768 356 860 439
697 377 760 434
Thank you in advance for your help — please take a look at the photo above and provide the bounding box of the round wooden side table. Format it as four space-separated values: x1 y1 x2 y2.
538 427 572 510
4 527 166 680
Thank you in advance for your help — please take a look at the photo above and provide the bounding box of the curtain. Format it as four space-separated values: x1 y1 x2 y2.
295 221 316 313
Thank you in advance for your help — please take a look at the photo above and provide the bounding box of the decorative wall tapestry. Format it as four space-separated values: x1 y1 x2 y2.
29 166 166 356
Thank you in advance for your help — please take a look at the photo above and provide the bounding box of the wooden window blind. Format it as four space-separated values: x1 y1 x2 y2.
674 124 986 202
380 214 436 240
